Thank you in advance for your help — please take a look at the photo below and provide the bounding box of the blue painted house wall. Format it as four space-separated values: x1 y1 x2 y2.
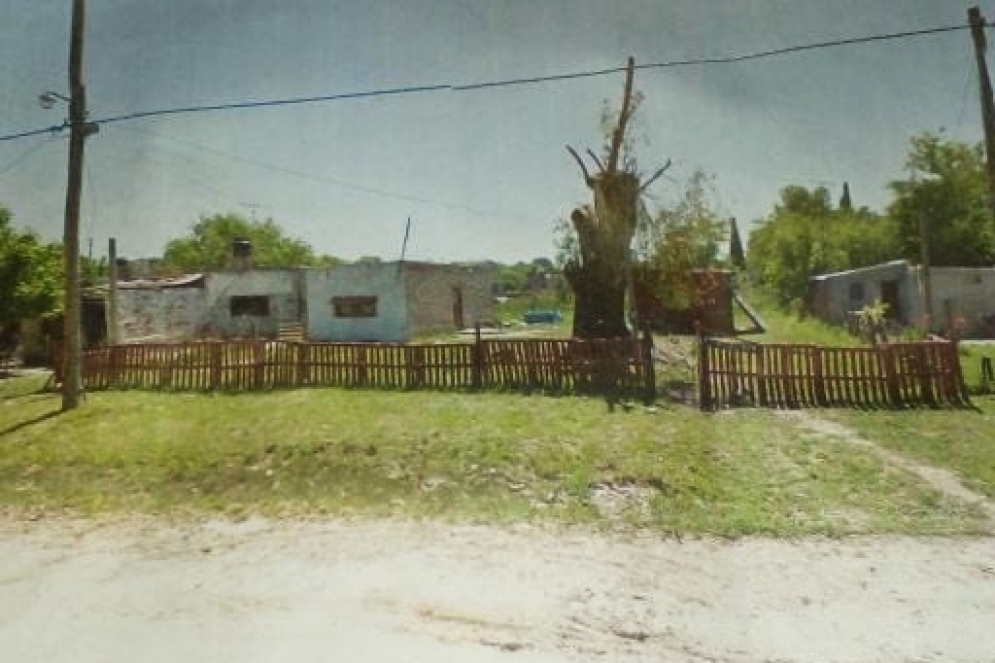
305 264 408 342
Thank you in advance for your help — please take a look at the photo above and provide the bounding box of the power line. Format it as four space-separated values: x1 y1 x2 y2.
0 134 62 176
0 21 975 143
108 123 526 220
636 23 969 72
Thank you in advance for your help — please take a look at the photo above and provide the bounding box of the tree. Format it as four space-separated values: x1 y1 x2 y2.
162 213 326 271
728 217 746 270
562 57 671 338
633 169 727 309
0 205 64 327
747 186 896 305
839 182 853 211
887 132 995 267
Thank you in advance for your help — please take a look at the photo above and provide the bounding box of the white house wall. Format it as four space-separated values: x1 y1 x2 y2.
204 270 302 338
809 262 911 325
305 264 408 342
116 287 207 343
910 266 995 335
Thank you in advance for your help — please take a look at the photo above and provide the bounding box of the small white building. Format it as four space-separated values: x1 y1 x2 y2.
112 261 496 344
305 261 496 342
808 260 995 337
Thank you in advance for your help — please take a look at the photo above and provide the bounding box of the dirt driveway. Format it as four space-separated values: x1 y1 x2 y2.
2 516 994 663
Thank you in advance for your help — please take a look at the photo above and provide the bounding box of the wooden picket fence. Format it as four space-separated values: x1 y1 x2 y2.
52 334 656 400
698 337 970 410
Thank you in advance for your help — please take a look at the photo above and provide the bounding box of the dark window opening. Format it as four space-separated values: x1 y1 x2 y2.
333 296 377 318
848 282 865 303
230 295 270 317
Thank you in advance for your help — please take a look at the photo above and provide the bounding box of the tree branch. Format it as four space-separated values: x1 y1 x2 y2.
566 145 592 186
586 149 605 172
639 159 673 192
607 56 636 174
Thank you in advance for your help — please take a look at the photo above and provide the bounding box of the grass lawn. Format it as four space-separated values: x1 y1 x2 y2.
826 396 995 499
0 374 986 536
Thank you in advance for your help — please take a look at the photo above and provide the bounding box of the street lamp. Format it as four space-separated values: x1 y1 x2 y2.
37 91 71 110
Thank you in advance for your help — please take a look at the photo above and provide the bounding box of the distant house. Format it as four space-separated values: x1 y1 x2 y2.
808 260 995 338
116 274 207 343
305 261 496 342
201 269 304 339
109 261 495 344
115 268 303 343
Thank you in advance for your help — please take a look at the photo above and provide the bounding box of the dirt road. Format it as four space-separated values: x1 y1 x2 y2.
2 517 994 663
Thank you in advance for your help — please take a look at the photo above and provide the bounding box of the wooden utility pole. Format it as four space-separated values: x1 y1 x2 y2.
919 212 934 333
968 6 995 224
107 238 118 346
61 0 95 410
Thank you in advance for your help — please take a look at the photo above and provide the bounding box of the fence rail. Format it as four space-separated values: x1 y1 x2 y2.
53 334 655 400
699 337 969 410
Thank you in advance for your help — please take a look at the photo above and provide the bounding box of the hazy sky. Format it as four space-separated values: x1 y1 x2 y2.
0 1 988 263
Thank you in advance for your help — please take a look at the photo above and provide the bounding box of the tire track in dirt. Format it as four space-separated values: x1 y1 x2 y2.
780 411 995 528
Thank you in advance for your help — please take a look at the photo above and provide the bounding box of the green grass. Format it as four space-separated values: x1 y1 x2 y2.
826 396 995 499
0 374 986 536
737 285 860 346
960 343 995 394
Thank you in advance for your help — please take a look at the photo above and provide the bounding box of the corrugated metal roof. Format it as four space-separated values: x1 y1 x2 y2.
809 260 909 282
117 273 204 289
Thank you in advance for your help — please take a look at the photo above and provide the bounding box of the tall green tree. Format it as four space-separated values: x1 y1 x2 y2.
0 205 64 326
632 169 727 309
162 213 328 271
887 132 995 267
728 217 746 270
747 186 897 305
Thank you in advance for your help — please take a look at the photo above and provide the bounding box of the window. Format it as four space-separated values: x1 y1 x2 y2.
848 282 865 303
229 295 270 317
333 296 377 318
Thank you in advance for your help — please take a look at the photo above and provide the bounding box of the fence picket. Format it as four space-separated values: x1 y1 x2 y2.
699 338 968 410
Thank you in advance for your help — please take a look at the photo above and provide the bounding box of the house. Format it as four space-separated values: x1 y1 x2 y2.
201 269 304 339
116 274 207 343
115 269 303 343
808 260 995 338
110 261 495 344
305 261 496 342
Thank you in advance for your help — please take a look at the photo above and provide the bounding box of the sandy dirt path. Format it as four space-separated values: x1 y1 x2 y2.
2 517 994 663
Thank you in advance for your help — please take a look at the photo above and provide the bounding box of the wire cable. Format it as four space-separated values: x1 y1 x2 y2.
0 22 974 142
0 134 62 176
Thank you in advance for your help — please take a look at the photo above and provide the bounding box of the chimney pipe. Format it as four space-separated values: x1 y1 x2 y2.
232 239 251 270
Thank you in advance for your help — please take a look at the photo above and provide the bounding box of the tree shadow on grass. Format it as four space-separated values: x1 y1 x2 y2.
0 409 62 439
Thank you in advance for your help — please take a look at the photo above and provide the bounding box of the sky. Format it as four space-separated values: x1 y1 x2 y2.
0 0 990 264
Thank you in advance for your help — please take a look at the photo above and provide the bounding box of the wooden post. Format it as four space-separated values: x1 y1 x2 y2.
917 343 935 406
472 323 483 389
813 346 827 406
296 342 308 387
640 326 656 405
210 342 222 391
881 345 902 407
697 331 711 411
969 6 995 226
107 238 118 345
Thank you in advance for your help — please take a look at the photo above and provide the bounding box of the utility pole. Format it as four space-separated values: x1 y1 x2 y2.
107 238 118 346
968 6 995 224
61 0 97 410
919 211 934 334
